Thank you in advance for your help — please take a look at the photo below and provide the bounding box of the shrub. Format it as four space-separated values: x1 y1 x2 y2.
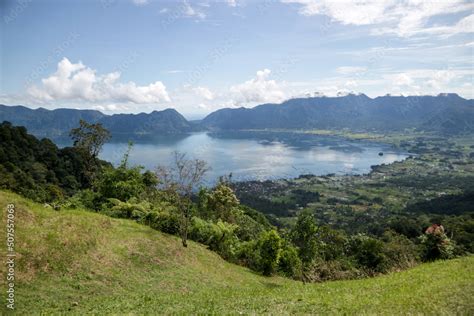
381 230 418 270
317 226 348 261
348 234 388 273
73 189 102 210
145 211 181 235
104 198 151 220
237 240 261 271
419 224 455 261
189 218 239 261
94 165 147 202
233 210 267 241
290 210 319 266
306 258 360 282
278 243 302 279
258 230 282 276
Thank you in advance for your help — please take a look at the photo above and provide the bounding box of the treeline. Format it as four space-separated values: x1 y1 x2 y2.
0 121 109 202
0 121 463 282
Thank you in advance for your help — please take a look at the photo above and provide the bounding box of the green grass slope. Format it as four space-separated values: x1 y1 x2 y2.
1 190 473 315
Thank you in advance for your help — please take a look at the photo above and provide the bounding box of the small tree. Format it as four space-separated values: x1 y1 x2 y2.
156 152 210 247
206 182 239 221
290 210 319 282
278 242 302 279
259 230 282 276
419 224 455 261
70 120 111 182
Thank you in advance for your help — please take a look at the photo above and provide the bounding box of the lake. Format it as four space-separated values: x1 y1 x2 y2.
99 131 410 184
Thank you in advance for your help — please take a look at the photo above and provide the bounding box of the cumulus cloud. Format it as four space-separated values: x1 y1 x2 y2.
193 86 214 100
282 0 474 37
392 73 414 86
28 58 170 104
382 68 472 95
229 69 287 105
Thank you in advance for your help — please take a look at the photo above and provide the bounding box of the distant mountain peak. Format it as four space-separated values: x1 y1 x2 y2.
437 93 462 99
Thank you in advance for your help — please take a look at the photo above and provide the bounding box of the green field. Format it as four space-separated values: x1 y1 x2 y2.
1 190 473 315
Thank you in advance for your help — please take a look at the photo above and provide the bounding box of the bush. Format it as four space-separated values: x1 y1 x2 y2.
104 198 152 220
419 224 455 261
258 230 282 276
381 231 418 270
237 240 261 271
306 258 360 282
68 189 102 210
317 226 348 261
348 234 388 273
144 211 181 235
189 217 239 261
290 210 319 266
94 166 147 202
233 209 267 241
278 243 302 279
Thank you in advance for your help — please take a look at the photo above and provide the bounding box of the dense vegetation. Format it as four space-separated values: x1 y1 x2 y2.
1 121 471 285
1 190 472 314
0 121 109 202
231 133 474 256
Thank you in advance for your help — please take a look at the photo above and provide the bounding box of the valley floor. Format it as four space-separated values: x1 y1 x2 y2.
1 190 473 315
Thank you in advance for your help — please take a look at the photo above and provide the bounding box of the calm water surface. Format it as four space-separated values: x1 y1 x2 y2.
99 132 410 183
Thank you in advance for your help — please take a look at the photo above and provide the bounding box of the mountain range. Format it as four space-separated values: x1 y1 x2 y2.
0 105 194 141
1 93 473 140
202 93 474 134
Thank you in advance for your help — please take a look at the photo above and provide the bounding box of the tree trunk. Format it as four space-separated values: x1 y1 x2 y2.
181 202 189 248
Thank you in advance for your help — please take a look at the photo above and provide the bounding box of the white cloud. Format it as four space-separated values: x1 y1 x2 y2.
392 73 414 86
182 1 206 19
28 58 170 104
282 0 474 37
336 66 367 75
193 86 214 100
229 69 287 105
282 0 391 25
416 13 474 37
165 69 185 74
226 0 237 7
381 68 472 94
132 0 149 6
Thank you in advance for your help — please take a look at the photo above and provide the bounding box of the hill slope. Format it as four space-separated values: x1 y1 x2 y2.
1 190 473 314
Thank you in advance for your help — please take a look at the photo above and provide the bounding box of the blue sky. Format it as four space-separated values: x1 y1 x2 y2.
1 0 473 119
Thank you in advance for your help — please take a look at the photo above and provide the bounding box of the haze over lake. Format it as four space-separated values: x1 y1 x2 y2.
99 132 410 183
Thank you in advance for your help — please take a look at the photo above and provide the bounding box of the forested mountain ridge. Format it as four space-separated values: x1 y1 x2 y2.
1 93 473 139
202 93 474 134
0 105 194 140
0 105 105 139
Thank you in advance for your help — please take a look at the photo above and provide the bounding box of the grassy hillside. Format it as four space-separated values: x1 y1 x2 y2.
1 190 473 315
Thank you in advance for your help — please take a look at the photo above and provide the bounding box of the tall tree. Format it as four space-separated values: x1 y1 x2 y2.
70 120 111 159
156 151 210 247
